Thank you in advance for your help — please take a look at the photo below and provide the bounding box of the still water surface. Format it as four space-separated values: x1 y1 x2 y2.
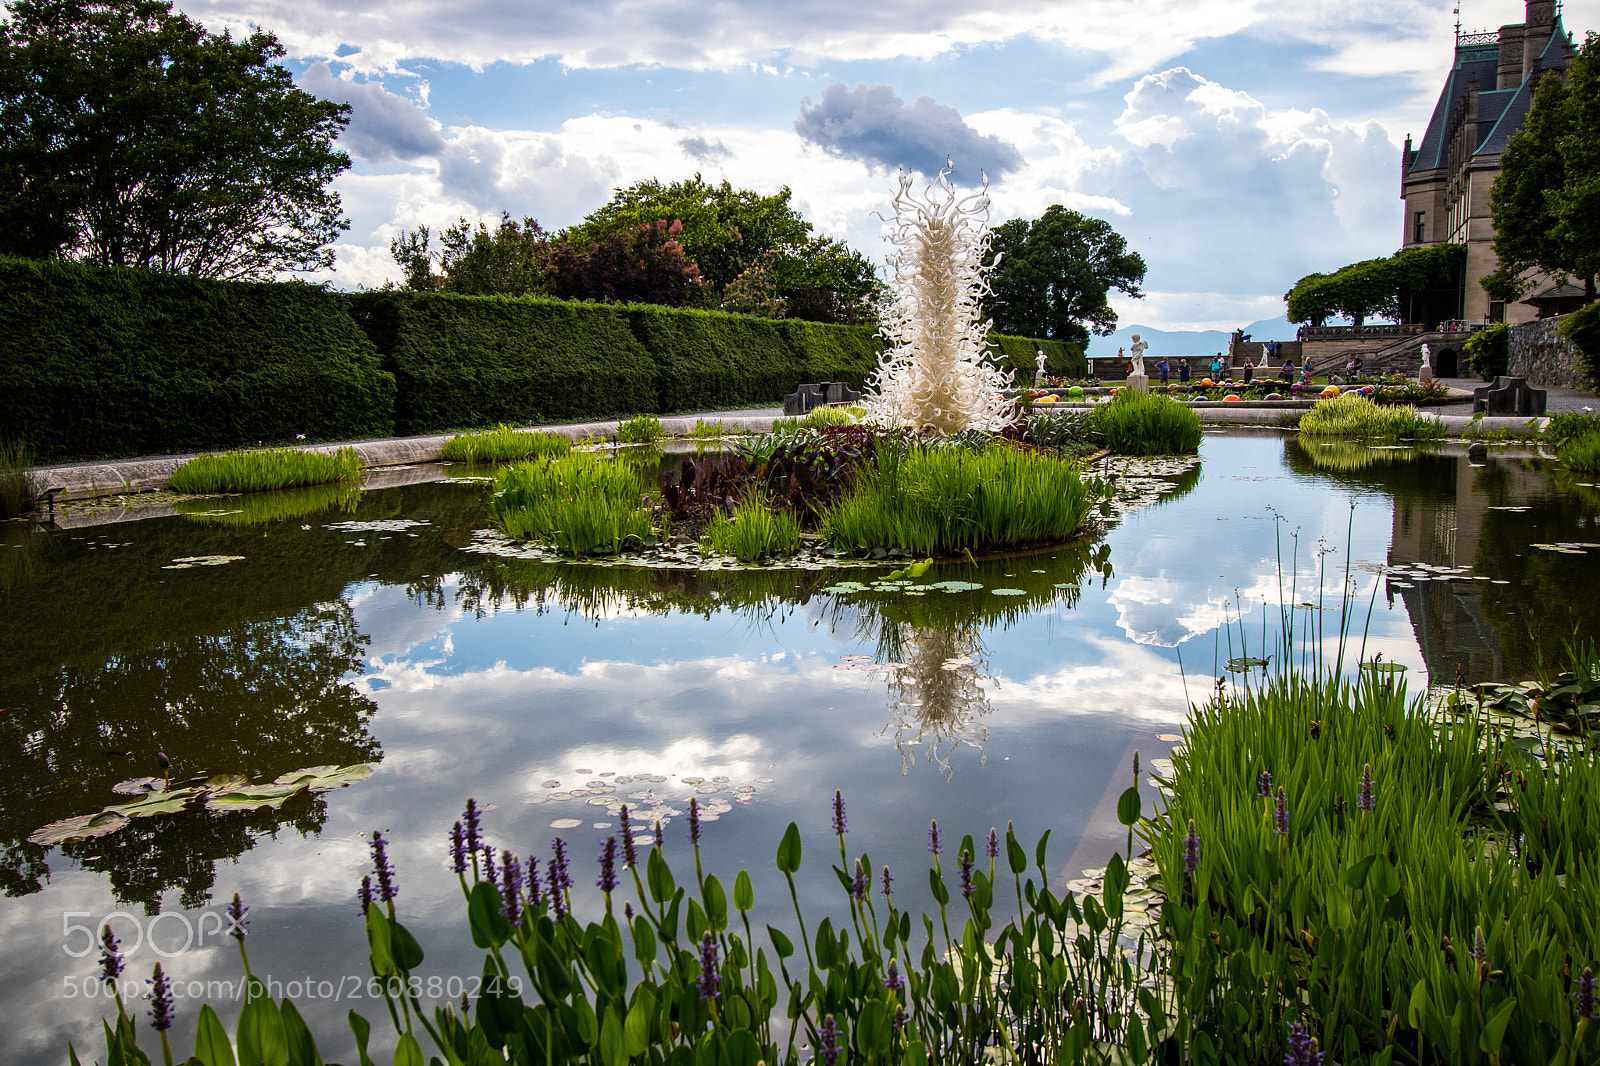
1 431 1596 1062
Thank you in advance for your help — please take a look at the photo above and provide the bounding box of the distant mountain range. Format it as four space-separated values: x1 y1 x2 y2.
1084 318 1299 361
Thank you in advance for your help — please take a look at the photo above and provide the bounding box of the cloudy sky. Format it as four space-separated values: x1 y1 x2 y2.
180 0 1596 333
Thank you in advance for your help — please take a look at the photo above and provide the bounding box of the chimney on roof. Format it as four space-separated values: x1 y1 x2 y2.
1524 2 1555 77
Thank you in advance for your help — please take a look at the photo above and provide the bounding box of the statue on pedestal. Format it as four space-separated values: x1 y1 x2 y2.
1129 334 1148 377
1034 349 1047 387
1419 342 1434 384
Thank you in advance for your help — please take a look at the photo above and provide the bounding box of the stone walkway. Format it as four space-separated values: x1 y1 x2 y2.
1429 377 1597 416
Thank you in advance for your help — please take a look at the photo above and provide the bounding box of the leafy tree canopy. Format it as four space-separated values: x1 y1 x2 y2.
390 214 550 297
572 175 883 324
0 0 352 279
1284 243 1465 327
1487 33 1600 302
979 206 1146 347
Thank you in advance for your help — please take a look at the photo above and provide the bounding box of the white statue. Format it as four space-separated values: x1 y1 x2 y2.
1259 347 1272 368
1420 343 1431 371
1129 334 1148 377
1034 349 1047 387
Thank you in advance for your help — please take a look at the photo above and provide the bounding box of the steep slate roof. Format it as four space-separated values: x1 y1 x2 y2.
1407 17 1572 173
1477 19 1572 156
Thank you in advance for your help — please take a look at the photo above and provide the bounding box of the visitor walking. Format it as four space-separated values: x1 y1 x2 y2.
1280 360 1295 383
1157 358 1170 385
1210 354 1223 379
1179 359 1191 383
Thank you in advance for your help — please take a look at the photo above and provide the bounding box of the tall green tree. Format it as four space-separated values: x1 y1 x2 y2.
979 206 1145 346
1285 244 1465 328
0 0 351 278
572 175 883 323
390 214 551 296
1486 33 1600 302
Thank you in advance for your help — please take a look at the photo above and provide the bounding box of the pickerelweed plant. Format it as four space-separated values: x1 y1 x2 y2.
860 167 1017 436
1298 394 1447 440
76 790 1174 1066
1141 516 1600 1065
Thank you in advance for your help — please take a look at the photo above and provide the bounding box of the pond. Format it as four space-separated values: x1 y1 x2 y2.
2 430 1597 1063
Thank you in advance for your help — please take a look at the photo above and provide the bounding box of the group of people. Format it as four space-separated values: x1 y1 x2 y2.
1110 344 1367 386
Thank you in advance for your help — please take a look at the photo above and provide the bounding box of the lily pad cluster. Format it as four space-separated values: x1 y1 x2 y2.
29 764 374 846
1442 666 1600 739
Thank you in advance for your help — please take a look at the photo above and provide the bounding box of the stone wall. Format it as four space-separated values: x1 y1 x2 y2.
1508 318 1589 389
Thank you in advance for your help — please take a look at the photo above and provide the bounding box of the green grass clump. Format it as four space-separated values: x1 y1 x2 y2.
491 452 655 555
168 446 364 494
440 426 571 463
702 492 802 559
0 441 41 519
820 441 1090 555
1557 431 1600 473
1299 393 1445 439
794 403 862 429
1546 411 1600 449
616 414 665 444
688 419 731 438
1086 391 1201 454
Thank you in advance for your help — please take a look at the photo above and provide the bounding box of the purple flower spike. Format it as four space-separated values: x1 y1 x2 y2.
1576 966 1598 1021
653 820 664 851
619 806 638 869
832 790 847 837
525 855 542 906
820 1014 839 1066
928 820 941 856
370 831 398 902
1183 820 1201 876
500 850 522 922
1282 1021 1325 1065
598 836 618 894
226 892 249 941
99 926 123 989
482 844 497 886
882 960 904 991
463 798 482 857
697 932 721 1001
1257 771 1273 798
449 821 467 875
1357 764 1376 812
959 849 975 900
1273 788 1291 836
851 859 869 902
881 865 894 899
688 797 702 846
147 962 175 1032
358 874 374 914
549 838 572 920
987 828 999 860
891 1007 908 1032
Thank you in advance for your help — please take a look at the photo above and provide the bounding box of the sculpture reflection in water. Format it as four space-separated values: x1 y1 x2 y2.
437 539 1098 779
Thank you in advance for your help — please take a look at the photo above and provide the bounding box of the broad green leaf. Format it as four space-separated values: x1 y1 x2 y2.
194 1005 237 1066
733 869 754 912
237 980 288 1066
776 822 802 874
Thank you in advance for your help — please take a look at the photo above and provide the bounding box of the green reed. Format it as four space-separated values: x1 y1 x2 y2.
702 492 802 559
168 446 365 494
174 482 361 526
616 414 666 444
820 441 1092 555
0 439 41 519
1085 391 1202 455
1298 394 1446 440
1556 431 1600 474
441 426 572 464
491 451 656 555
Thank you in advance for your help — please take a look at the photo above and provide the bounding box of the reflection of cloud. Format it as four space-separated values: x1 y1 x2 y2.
795 82 1024 178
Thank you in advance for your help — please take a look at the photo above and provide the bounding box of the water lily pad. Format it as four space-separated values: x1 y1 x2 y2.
30 810 129 846
271 764 374 791
1360 661 1408 674
111 777 164 795
550 818 583 829
1225 657 1269 672
990 588 1027 596
162 555 246 569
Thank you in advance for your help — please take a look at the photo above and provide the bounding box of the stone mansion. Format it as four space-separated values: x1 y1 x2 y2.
1401 1 1574 325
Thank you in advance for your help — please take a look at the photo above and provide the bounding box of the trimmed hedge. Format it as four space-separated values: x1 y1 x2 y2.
624 305 805 413
348 292 658 434
0 257 395 462
1 262 1090 459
